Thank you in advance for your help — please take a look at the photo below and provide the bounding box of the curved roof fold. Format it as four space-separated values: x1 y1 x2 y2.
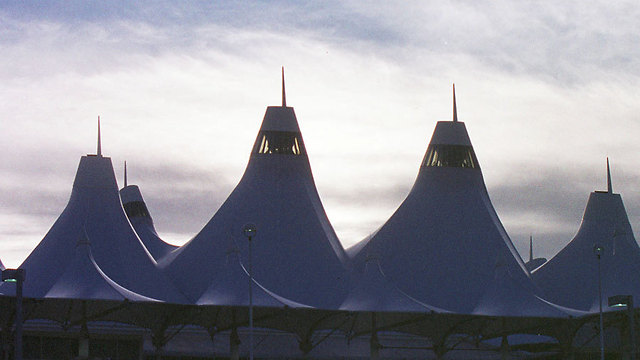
340 257 446 313
196 250 308 308
44 236 158 302
532 164 640 312
0 149 188 303
162 90 349 308
347 90 551 315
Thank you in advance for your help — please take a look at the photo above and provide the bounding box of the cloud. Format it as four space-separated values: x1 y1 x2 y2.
488 162 640 261
2 1 640 269
123 162 236 238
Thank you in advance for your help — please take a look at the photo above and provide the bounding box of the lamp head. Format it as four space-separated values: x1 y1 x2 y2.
2 268 25 282
593 244 604 257
608 295 632 308
243 223 257 239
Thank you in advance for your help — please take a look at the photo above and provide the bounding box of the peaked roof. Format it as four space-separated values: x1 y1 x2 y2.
120 164 177 262
161 77 349 308
0 127 187 303
347 88 545 315
0 258 4 271
532 162 640 312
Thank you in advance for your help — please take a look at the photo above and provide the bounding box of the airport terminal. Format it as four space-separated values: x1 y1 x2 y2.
2 75 639 359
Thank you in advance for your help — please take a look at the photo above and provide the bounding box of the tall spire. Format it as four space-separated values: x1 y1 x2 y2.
529 234 533 262
607 157 612 194
124 161 128 188
452 84 458 122
281 66 287 107
97 116 102 157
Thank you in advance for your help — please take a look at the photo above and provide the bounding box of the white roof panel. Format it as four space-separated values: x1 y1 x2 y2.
162 105 348 309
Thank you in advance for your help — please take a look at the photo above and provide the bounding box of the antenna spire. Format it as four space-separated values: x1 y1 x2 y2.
281 66 287 107
607 157 613 194
529 234 533 262
124 161 128 188
453 84 458 122
97 116 102 157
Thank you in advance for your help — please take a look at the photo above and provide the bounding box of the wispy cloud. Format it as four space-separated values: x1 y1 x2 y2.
1 1 640 268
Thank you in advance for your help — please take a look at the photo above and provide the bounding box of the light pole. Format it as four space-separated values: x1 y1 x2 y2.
594 244 605 360
609 295 635 360
243 223 257 360
2 268 25 360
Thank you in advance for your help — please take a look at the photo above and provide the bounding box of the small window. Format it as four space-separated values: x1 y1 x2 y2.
123 201 150 218
253 131 303 155
422 144 478 168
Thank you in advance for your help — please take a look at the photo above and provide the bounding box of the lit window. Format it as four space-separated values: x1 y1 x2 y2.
422 144 477 168
253 131 303 155
123 201 150 218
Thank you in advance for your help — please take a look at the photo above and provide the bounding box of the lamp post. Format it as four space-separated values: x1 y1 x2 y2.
242 223 257 360
594 244 605 360
609 295 635 360
2 268 25 360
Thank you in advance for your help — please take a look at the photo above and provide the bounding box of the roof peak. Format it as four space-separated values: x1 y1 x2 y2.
453 83 458 123
97 116 102 157
281 66 287 107
529 234 533 262
607 157 613 194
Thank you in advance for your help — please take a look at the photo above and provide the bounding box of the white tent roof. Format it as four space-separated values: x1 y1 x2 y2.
0 143 188 303
340 257 446 313
120 183 177 261
472 259 584 317
162 86 349 308
532 163 640 312
347 90 558 315
44 234 158 302
196 250 309 308
0 258 4 271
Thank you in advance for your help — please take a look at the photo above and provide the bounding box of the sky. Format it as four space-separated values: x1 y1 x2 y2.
1 1 640 268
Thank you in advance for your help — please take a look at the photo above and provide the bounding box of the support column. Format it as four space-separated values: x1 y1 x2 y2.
432 343 447 360
298 337 312 357
229 327 240 360
206 327 217 358
151 327 167 360
500 335 510 360
628 299 636 360
78 338 89 359
79 304 89 359
1 325 10 360
370 331 380 360
370 312 380 360
553 323 577 360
